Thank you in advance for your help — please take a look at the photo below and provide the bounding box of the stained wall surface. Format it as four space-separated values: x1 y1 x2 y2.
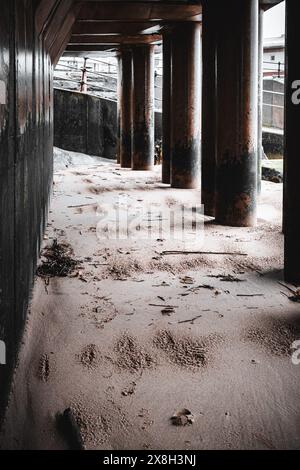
54 88 162 159
0 0 74 421
54 88 118 158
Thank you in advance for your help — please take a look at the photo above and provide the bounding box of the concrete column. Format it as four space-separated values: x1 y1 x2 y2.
170 22 201 189
117 54 121 164
215 0 258 227
132 44 155 170
257 7 264 194
284 1 300 283
119 47 133 168
162 31 172 184
201 1 217 215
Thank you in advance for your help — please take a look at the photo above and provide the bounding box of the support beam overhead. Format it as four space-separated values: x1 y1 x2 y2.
76 1 202 21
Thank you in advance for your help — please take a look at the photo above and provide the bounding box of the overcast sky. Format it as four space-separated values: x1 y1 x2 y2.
264 1 285 38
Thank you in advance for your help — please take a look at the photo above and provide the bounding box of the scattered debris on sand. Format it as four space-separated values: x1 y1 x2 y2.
177 315 202 325
161 250 248 256
180 276 195 285
171 409 194 426
37 239 79 278
180 284 215 296
208 274 244 283
121 382 137 397
161 307 175 316
288 288 300 303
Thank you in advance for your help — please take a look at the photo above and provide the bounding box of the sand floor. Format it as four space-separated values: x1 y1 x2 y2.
1 148 300 450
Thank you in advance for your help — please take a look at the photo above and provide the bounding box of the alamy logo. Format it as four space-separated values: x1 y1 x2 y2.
0 340 6 365
95 197 205 244
291 80 300 105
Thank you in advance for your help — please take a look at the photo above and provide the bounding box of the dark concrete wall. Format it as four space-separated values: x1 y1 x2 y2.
54 88 163 158
54 88 118 158
0 0 71 423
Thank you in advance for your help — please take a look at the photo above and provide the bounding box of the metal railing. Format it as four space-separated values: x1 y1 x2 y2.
54 56 118 101
54 57 285 121
263 60 284 79
262 60 285 129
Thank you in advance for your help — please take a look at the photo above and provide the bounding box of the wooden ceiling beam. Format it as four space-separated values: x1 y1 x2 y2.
76 1 201 21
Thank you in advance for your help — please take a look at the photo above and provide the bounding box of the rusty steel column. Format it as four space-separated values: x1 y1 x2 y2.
117 53 121 164
119 47 133 168
170 22 201 189
132 44 155 170
215 0 258 227
284 1 300 283
257 7 264 194
162 31 172 184
201 1 217 215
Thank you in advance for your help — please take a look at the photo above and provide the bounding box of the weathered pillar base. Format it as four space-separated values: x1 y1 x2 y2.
170 22 201 189
215 0 258 227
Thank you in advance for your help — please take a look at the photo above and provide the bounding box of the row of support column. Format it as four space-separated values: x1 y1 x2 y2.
119 6 259 216
162 1 259 227
118 23 201 186
198 0 300 283
116 2 299 283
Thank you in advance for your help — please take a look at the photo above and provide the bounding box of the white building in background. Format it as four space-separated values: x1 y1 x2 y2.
263 34 285 77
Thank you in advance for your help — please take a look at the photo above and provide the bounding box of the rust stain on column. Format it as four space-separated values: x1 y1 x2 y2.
257 7 264 194
170 22 201 189
162 31 172 184
132 44 154 170
215 0 258 227
120 46 133 168
201 0 217 215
